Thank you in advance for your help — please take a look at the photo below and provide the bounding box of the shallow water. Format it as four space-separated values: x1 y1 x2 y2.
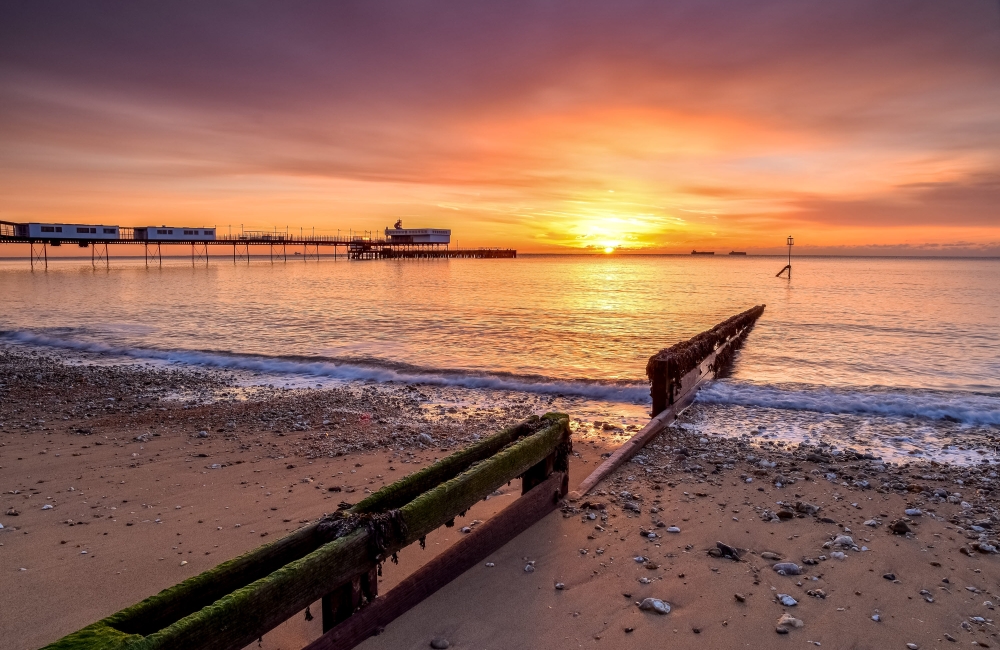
2 254 998 461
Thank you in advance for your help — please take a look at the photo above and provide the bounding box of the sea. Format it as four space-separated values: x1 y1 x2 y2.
2 254 998 464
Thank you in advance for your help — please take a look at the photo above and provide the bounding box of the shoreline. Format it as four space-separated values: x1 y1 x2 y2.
4 348 1000 649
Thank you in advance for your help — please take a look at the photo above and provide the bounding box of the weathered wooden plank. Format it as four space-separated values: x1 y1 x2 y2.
397 414 567 544
43 414 570 650
350 416 544 514
646 304 765 416
303 471 568 650
568 312 762 501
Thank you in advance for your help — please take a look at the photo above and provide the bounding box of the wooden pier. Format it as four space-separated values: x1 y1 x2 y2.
0 221 516 269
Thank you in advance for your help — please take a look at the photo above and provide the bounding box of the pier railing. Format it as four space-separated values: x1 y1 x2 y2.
44 414 571 650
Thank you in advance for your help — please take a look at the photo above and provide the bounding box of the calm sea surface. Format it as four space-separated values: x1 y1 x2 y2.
2 254 998 462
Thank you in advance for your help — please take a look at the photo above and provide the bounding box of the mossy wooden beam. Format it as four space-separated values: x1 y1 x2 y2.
350 416 544 513
305 470 568 650
42 414 570 650
43 416 544 648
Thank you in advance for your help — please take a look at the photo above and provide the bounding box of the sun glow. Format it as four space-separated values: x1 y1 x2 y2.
603 246 615 253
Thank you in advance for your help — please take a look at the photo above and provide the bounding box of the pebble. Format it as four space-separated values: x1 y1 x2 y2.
666 526 681 533
523 564 534 573
882 573 896 581
195 430 209 438
430 638 450 649
890 520 911 535
418 433 435 445
830 551 846 560
638 598 671 614
906 644 918 650
716 541 740 560
761 552 782 561
484 562 495 568
778 594 798 607
459 527 471 534
904 508 922 516
777 613 803 628
41 504 53 510
555 582 565 590
773 562 802 576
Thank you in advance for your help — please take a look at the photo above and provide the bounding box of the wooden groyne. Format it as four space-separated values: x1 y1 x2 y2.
646 304 766 417
44 414 571 650
569 305 765 500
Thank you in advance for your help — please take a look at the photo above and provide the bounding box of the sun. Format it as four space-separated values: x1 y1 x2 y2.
604 246 615 254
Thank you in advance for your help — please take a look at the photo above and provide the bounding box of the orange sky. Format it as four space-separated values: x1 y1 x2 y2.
2 2 999 255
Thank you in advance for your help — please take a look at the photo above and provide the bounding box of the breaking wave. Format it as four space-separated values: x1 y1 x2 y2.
0 329 650 403
696 381 1000 425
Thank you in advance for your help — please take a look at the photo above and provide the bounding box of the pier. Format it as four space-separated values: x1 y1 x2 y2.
0 221 516 269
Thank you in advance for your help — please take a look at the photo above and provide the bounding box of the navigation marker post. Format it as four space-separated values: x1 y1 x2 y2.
776 235 793 278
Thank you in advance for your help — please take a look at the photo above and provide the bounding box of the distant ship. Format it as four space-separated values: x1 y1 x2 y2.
691 250 715 255
729 250 747 255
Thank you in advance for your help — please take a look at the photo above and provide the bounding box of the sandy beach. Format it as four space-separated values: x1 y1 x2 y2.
4 347 1000 650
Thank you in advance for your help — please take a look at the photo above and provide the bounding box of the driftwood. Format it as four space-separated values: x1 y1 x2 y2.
44 414 571 650
304 470 568 650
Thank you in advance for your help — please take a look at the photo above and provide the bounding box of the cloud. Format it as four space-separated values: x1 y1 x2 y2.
785 174 1000 228
1 1 999 250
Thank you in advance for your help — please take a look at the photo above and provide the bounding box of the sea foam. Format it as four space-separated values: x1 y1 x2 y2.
1 330 651 403
696 381 1000 425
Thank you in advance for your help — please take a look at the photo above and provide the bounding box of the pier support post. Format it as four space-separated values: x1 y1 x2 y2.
30 240 47 271
145 242 162 268
191 242 208 266
91 242 109 269
233 242 249 265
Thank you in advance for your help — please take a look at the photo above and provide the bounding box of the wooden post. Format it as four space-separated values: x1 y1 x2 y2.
521 451 554 495
361 566 378 604
322 575 364 632
304 471 566 650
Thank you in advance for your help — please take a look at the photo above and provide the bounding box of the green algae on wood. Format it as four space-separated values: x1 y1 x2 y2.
43 414 570 650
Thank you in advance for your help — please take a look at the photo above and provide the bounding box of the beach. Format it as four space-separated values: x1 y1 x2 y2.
5 346 1000 650
5 2 1000 646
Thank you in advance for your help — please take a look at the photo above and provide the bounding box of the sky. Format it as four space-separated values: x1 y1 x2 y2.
2 1 999 254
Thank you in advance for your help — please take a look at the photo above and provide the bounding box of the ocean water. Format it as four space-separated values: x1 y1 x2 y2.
1 254 998 462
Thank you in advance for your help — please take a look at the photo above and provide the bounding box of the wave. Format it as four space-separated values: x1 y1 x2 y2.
0 330 650 403
696 381 1000 425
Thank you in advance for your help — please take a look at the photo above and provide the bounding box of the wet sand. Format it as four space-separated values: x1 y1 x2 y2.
4 348 1000 650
